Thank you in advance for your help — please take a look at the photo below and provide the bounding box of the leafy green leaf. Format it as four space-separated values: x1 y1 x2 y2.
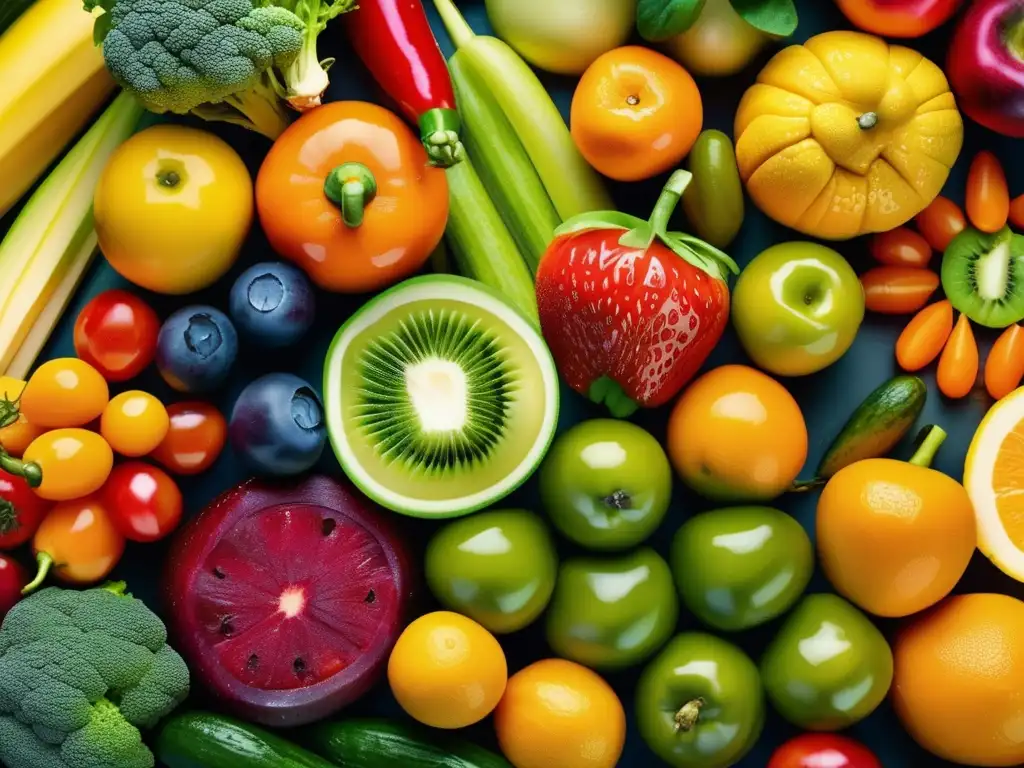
554 211 646 237
636 0 707 42
729 0 798 36
92 10 112 45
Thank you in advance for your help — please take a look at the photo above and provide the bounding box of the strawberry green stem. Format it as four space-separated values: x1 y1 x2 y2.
909 425 946 468
649 170 694 237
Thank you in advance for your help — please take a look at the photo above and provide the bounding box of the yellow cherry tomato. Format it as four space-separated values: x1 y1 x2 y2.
0 376 43 457
94 125 253 295
100 391 170 457
20 358 109 428
23 429 114 501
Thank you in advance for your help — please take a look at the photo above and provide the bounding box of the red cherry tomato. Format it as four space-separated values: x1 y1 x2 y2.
0 554 28 620
101 461 183 543
73 289 160 382
769 734 882 768
150 401 227 475
0 469 53 550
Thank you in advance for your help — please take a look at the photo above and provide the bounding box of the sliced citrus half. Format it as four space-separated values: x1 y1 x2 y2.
324 275 559 518
964 386 1024 581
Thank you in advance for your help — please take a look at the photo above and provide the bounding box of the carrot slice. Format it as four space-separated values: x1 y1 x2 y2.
896 300 954 372
937 314 979 399
966 151 1010 233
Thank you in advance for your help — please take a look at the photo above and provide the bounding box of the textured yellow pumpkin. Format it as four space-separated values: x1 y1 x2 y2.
735 31 963 241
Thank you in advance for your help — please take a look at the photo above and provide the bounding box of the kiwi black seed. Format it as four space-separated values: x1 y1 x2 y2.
352 308 518 472
941 226 1024 329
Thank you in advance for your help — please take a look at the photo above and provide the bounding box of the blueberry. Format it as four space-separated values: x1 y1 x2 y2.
229 373 326 476
229 262 315 347
156 306 238 394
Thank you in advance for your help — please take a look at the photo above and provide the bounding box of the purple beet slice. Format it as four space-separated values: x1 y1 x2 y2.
164 474 413 727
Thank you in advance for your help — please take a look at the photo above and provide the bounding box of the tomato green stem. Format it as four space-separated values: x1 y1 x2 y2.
0 394 21 430
587 376 639 418
674 697 705 733
908 425 947 467
0 449 40 488
21 551 52 595
324 162 378 228
0 499 18 536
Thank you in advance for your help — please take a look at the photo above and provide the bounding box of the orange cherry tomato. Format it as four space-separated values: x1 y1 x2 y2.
150 401 227 475
25 496 124 592
966 151 1010 233
985 325 1024 400
834 0 963 38
100 390 170 457
570 46 703 182
1009 194 1024 231
0 376 43 457
869 227 932 268
22 428 114 501
937 314 979 399
915 197 966 252
20 358 109 428
256 101 449 293
896 300 954 372
861 266 939 315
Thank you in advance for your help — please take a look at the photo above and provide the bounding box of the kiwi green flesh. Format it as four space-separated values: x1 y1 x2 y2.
941 226 1024 329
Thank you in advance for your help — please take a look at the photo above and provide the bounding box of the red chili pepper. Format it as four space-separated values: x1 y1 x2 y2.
345 0 463 167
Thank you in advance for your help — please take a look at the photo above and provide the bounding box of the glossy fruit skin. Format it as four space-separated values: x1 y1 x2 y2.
33 497 125 585
732 242 865 376
256 101 449 293
495 658 626 768
664 0 770 77
546 548 678 669
94 125 253 294
156 306 238 394
425 509 557 634
20 357 109 428
761 594 893 731
682 129 745 248
0 376 42 457
102 461 183 543
100 390 170 457
229 373 326 477
896 300 954 371
768 734 882 768
915 196 967 252
73 289 160 381
1010 194 1024 230
671 506 813 631
636 633 764 768
668 365 808 503
229 262 315 348
23 428 114 501
893 593 1024 766
985 324 1024 400
966 151 1010 233
389 611 507 730
571 46 702 182
150 401 227 475
538 419 672 550
0 554 28 620
835 0 962 37
869 227 932 268
0 470 53 550
861 266 939 314
937 313 979 399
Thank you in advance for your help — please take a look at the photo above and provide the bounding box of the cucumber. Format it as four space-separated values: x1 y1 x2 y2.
304 719 512 768
155 711 335 768
817 375 928 479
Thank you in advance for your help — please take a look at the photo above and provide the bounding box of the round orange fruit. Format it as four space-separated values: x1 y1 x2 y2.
893 593 1024 766
494 658 625 768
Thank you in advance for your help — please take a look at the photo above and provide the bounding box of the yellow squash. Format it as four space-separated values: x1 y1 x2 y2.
735 31 963 241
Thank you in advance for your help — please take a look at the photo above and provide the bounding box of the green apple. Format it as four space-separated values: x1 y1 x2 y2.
732 242 865 376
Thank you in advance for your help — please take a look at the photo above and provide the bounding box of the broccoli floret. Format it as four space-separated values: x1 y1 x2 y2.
0 583 190 768
85 0 306 139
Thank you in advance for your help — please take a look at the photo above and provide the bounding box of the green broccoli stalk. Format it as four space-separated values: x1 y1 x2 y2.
84 0 307 139
268 0 358 110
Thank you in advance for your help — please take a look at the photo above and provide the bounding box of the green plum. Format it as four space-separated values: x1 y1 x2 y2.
539 419 672 550
761 593 894 731
546 548 678 669
670 506 813 631
425 509 558 634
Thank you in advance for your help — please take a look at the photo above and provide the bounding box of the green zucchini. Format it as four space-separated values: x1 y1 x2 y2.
304 719 512 768
155 711 336 768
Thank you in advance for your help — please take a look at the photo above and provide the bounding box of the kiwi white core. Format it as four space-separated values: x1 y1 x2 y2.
977 240 1011 302
406 359 468 433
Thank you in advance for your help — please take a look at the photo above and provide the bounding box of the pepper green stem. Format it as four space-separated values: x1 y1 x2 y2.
858 112 879 130
674 698 705 733
587 376 639 419
908 425 946 468
21 552 53 595
0 449 40 488
323 163 378 228
433 0 475 49
419 108 465 167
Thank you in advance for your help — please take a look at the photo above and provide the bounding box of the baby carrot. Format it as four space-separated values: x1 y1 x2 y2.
937 313 979 399
966 151 1010 233
896 300 953 372
985 325 1024 400
1009 194 1024 231
862 267 939 315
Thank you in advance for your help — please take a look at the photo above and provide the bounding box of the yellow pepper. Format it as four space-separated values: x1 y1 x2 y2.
735 31 963 241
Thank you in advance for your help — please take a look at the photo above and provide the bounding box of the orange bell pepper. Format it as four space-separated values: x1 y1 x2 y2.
255 101 449 293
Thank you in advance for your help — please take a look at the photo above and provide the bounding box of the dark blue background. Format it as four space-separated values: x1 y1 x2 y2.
13 0 1024 765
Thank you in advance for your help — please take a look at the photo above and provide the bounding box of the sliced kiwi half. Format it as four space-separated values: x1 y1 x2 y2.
324 275 559 518
941 226 1024 328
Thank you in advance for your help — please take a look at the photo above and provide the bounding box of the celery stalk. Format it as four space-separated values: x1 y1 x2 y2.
0 91 144 378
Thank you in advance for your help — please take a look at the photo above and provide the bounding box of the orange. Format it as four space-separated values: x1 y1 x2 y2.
893 593 1024 766
817 425 976 618
387 611 507 729
667 365 808 503
570 46 702 182
494 659 625 768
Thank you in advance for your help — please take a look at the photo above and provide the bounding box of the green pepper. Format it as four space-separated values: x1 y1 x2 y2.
636 633 764 768
682 130 745 248
546 548 678 669
761 593 894 731
670 506 813 631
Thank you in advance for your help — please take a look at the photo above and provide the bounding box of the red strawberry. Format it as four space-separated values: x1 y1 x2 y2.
536 171 738 417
